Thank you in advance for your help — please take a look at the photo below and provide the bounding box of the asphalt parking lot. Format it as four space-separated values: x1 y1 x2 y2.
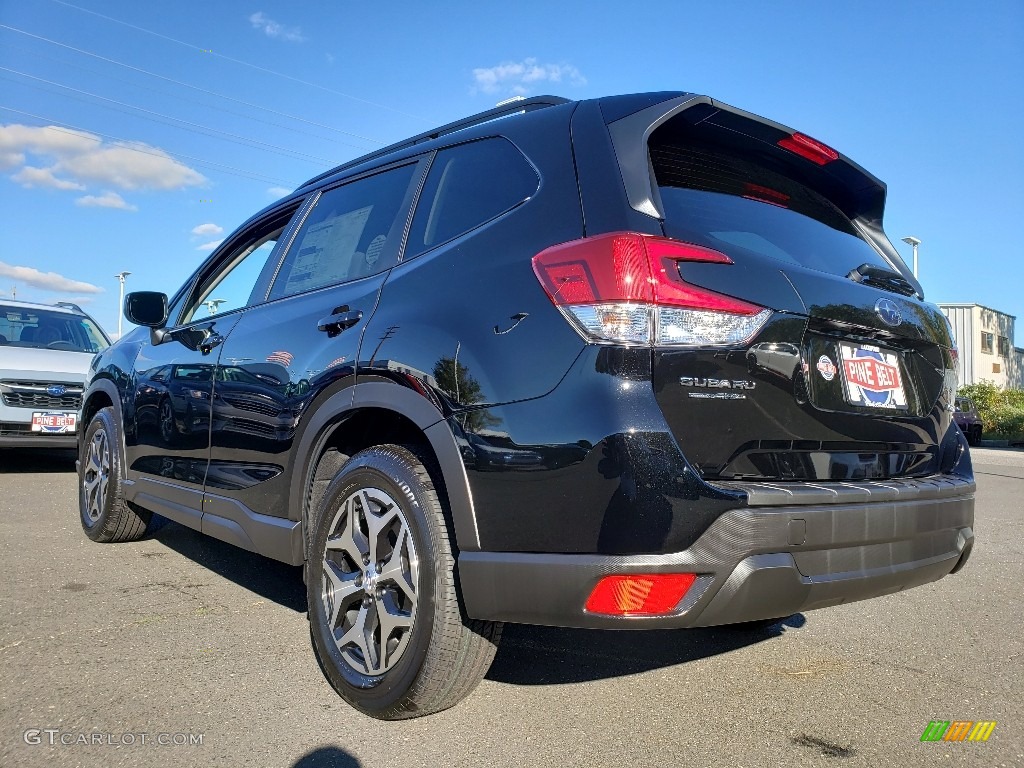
1 447 1021 768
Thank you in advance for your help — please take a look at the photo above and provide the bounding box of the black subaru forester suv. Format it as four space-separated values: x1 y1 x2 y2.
78 91 974 719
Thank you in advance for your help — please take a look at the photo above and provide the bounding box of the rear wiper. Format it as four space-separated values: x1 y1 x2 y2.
846 263 917 297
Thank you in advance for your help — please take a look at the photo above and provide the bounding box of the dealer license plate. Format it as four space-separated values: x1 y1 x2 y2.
31 411 78 433
838 343 908 410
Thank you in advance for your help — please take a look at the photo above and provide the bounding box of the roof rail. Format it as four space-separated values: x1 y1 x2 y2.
298 95 571 189
54 301 84 313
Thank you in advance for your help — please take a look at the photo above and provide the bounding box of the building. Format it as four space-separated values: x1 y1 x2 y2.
939 303 1024 389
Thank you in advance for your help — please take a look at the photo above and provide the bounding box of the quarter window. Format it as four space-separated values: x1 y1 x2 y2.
405 138 538 259
269 163 418 300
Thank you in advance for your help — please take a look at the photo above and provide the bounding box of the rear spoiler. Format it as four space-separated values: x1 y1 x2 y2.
602 94 923 298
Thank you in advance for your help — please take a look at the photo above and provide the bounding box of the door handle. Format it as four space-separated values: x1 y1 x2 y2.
199 332 225 355
318 307 363 337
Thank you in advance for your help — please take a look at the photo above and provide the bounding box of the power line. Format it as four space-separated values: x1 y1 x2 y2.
0 25 385 146
1 66 335 165
2 39 374 153
49 0 432 122
0 105 302 188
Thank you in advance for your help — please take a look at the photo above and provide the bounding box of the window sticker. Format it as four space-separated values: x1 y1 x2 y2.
365 234 387 269
286 205 372 292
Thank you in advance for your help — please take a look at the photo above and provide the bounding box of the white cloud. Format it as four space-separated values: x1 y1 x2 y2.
267 186 292 198
472 58 587 96
12 165 85 191
0 261 103 294
191 222 223 237
249 12 305 42
0 124 207 194
0 124 98 158
58 143 205 190
196 239 224 251
0 151 25 170
75 191 138 211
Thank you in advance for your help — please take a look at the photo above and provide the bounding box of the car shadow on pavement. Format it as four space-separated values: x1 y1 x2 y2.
0 448 78 473
147 515 307 613
487 615 807 685
144 516 808 686
292 747 361 767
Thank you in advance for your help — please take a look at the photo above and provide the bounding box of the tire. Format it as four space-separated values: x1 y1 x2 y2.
969 426 982 447
307 444 501 720
79 407 151 542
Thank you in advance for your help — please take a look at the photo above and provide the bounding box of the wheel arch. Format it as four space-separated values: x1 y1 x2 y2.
292 381 479 563
79 378 122 458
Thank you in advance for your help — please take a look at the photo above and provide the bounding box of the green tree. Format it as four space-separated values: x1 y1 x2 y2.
433 357 500 432
958 381 1024 440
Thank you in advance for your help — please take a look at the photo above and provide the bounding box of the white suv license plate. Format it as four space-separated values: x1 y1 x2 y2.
838 343 908 410
31 411 78 433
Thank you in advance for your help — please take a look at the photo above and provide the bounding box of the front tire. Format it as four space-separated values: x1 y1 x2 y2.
79 407 151 542
307 444 501 720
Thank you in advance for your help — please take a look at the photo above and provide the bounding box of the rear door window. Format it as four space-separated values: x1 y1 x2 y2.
650 141 891 278
405 138 538 259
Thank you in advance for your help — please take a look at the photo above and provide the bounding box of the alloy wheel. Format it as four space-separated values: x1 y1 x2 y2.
82 428 110 524
321 487 419 676
158 400 175 443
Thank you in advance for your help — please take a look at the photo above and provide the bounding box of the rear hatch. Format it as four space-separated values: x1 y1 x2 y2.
623 99 958 481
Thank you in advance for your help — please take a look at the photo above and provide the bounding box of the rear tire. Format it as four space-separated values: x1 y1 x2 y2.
307 444 501 720
79 407 151 542
968 426 982 447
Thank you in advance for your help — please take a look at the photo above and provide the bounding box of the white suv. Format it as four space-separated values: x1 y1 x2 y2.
0 301 110 448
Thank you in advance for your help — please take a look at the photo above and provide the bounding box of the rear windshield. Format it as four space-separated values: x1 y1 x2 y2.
650 142 892 277
0 305 109 353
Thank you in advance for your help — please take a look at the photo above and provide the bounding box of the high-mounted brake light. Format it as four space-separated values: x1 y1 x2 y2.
532 232 771 346
743 182 790 207
585 573 697 616
777 132 839 165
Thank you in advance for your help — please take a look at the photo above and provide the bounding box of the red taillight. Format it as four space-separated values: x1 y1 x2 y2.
531 232 771 346
532 232 756 313
584 573 697 616
777 132 839 165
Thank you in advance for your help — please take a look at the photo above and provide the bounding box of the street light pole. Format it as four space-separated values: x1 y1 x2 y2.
204 298 226 316
901 236 921 279
115 271 131 338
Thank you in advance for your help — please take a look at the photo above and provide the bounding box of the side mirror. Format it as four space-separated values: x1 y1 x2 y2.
124 291 169 328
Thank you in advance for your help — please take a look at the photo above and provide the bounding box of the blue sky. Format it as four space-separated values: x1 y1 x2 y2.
1 0 1022 338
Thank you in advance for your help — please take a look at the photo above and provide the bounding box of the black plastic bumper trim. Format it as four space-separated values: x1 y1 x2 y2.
459 488 975 629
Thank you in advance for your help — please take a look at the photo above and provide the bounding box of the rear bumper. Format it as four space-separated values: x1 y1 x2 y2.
459 474 975 628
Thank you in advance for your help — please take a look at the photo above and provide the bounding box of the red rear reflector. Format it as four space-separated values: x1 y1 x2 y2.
532 232 761 315
584 573 697 615
777 132 839 165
